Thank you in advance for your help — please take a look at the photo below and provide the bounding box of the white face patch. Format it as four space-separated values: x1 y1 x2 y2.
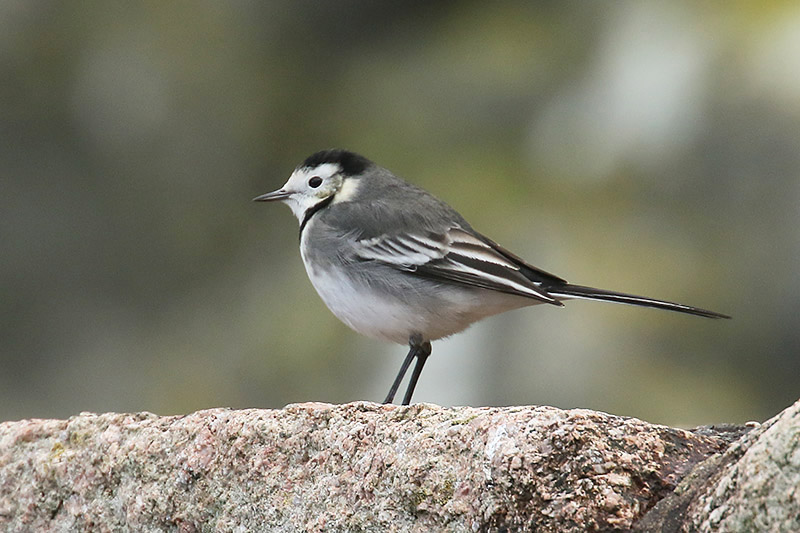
278 163 343 221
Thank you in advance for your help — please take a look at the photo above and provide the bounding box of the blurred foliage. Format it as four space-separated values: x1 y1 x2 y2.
2 1 799 425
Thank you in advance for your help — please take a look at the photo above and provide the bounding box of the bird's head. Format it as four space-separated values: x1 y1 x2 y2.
253 149 370 221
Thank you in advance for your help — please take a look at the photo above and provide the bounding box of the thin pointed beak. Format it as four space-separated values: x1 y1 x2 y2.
253 189 291 202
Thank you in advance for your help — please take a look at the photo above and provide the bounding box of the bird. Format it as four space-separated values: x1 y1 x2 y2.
254 149 729 406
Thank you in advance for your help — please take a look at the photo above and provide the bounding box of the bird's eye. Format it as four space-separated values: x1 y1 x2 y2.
308 176 323 188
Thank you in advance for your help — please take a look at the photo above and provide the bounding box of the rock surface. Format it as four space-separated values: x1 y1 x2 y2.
634 399 800 532
0 401 780 532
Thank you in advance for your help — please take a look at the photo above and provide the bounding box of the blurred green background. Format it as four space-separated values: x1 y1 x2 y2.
2 1 799 426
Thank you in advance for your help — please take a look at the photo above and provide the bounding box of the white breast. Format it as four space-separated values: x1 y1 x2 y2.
307 266 425 344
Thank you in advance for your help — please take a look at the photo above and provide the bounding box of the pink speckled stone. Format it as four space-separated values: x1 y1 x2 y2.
0 402 742 532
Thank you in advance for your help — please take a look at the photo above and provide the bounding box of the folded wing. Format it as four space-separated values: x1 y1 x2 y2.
353 226 563 305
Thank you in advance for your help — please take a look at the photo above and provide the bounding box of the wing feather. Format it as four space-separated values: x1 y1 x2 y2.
353 227 561 304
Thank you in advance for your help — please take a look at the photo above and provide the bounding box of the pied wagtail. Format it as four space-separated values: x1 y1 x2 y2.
255 149 729 405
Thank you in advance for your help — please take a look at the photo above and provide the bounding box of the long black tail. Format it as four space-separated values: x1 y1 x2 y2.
547 284 730 319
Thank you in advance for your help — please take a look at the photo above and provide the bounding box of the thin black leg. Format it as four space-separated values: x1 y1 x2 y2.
383 334 431 405
383 345 417 404
401 340 431 406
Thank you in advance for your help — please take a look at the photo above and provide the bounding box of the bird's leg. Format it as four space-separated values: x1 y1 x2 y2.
383 334 429 405
401 338 432 406
383 346 416 404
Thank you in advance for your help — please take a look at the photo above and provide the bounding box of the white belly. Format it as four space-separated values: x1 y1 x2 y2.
305 265 428 344
300 253 534 345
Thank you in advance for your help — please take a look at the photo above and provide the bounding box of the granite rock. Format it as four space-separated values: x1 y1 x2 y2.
0 402 757 532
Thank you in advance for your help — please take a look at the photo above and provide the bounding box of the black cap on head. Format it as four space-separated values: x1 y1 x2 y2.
301 149 371 176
